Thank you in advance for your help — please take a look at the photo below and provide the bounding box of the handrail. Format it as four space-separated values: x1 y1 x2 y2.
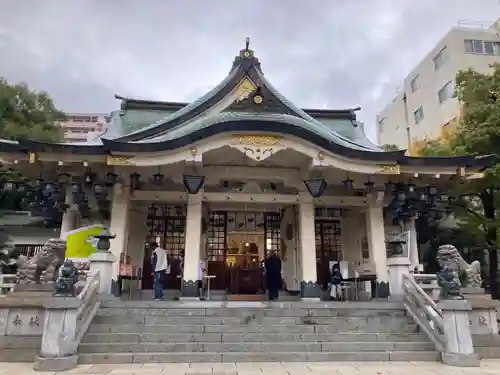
75 270 101 343
402 273 445 352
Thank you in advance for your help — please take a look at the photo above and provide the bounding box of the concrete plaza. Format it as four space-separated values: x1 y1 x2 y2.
2 361 500 375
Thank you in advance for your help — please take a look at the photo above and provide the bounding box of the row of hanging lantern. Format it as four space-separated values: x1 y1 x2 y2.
0 166 207 220
303 173 468 221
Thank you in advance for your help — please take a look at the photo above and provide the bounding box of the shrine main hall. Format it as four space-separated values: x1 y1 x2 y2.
0 41 492 299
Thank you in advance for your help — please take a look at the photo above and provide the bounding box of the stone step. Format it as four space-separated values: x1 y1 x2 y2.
87 321 418 334
91 315 416 331
78 350 440 364
96 306 408 318
82 332 427 344
78 341 435 354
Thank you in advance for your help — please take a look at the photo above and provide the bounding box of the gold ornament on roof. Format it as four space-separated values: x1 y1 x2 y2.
253 95 263 104
107 155 133 165
378 164 400 175
237 135 280 146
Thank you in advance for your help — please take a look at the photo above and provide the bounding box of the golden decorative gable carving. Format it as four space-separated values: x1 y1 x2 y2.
107 155 133 165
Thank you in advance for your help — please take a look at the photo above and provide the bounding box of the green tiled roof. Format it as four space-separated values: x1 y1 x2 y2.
142 111 378 152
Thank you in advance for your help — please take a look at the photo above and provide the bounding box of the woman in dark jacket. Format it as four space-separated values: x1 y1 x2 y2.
264 250 282 301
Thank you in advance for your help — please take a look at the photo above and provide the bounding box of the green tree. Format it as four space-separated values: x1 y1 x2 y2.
381 144 400 152
0 78 65 142
419 64 500 296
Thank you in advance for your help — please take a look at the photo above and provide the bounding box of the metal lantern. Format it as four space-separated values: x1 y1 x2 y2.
183 174 205 194
342 178 354 190
105 172 118 187
364 181 375 193
93 183 108 200
303 178 327 198
130 172 141 190
57 172 71 185
94 228 116 252
152 173 164 186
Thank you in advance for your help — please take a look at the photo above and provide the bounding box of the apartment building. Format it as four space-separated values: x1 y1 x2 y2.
61 113 108 143
377 20 500 150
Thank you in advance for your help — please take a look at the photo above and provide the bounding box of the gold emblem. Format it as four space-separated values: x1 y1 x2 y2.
378 164 400 175
317 151 325 161
243 51 250 57
189 146 198 156
253 95 263 104
107 155 133 165
237 135 280 146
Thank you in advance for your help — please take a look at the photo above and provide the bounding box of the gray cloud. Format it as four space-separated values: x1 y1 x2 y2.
0 0 499 141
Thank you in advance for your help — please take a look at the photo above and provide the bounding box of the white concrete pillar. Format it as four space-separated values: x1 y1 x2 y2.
387 256 411 300
60 190 77 238
298 196 319 299
341 212 363 270
126 209 148 272
404 217 420 270
88 251 116 294
439 300 479 367
182 193 202 298
366 203 389 296
108 185 130 294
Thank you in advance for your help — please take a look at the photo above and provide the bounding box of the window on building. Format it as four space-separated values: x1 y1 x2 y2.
433 46 448 70
464 39 500 55
410 75 419 93
413 106 424 124
438 81 454 104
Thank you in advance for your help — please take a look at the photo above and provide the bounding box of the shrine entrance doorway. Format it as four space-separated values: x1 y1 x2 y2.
141 204 186 290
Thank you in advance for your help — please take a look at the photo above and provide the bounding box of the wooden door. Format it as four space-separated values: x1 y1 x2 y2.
142 204 186 290
206 211 228 290
315 220 342 288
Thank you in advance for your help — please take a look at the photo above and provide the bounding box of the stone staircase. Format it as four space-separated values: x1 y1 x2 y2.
79 300 439 364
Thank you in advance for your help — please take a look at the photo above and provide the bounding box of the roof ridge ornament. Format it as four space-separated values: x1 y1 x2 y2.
245 37 250 51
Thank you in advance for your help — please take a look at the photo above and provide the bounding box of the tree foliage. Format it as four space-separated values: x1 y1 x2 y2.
418 64 500 294
0 78 65 142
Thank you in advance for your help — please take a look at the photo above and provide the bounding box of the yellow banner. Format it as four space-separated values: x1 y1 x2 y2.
63 225 105 260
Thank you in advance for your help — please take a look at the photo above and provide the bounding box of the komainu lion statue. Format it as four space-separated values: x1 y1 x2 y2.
16 238 66 285
436 244 482 288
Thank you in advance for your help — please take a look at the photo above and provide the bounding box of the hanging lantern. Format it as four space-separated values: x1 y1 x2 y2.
57 172 71 185
152 173 164 186
396 190 406 202
183 174 205 194
364 181 375 193
342 179 354 190
303 178 327 198
105 172 118 187
93 184 108 200
84 171 95 185
35 178 44 188
130 172 141 190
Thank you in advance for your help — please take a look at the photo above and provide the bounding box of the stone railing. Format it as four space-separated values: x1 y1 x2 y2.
34 270 101 371
75 270 101 343
402 273 445 352
413 274 440 301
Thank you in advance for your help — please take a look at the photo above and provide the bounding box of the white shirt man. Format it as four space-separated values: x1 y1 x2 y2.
152 245 169 272
151 242 169 300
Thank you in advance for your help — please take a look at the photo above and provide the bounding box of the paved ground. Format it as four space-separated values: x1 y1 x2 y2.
2 361 500 375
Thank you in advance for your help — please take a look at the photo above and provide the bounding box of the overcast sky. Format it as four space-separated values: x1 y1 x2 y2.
1 0 499 141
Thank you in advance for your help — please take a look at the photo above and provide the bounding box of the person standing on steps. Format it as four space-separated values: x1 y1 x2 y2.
264 250 282 301
151 242 169 300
